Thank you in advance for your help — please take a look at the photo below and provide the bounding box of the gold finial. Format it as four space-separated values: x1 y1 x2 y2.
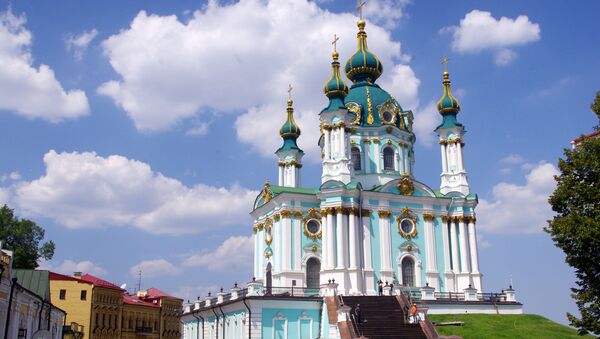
332 34 340 60
357 0 366 20
442 55 449 72
287 84 293 106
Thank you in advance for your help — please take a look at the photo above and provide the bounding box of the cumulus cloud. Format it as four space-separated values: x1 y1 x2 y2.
182 235 253 272
10 150 257 235
65 28 98 60
363 0 411 29
412 100 438 147
98 0 420 160
443 10 540 65
130 258 181 278
40 259 107 276
478 162 558 234
0 9 89 121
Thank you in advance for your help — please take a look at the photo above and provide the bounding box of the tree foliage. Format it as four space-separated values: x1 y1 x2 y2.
0 205 55 269
592 91 600 128
545 125 600 335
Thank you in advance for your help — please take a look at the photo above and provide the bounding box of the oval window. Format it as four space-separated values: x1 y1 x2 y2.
400 218 415 234
306 219 321 235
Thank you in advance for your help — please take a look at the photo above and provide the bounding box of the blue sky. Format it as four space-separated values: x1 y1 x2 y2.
0 0 598 325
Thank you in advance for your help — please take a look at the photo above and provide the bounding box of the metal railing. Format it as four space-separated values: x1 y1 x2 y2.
263 286 320 297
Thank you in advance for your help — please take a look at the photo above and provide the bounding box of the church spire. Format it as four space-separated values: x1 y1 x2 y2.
436 56 462 128
344 4 383 84
323 34 349 112
276 86 304 187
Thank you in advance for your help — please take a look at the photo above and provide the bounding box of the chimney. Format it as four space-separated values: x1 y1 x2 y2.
73 272 82 279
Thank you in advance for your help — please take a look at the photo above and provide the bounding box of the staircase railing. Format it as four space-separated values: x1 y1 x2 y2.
338 295 362 339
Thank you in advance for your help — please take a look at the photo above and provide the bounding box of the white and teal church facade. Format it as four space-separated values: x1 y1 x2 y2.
182 17 521 339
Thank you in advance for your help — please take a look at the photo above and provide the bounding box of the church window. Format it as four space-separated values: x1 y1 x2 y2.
351 147 362 171
306 257 321 289
401 257 415 287
305 219 321 236
383 147 395 171
400 218 415 235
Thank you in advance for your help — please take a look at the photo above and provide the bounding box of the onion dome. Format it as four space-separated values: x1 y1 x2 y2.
436 71 461 115
277 99 303 152
323 49 349 112
345 20 383 83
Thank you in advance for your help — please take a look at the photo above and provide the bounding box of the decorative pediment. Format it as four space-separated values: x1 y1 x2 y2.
397 173 414 195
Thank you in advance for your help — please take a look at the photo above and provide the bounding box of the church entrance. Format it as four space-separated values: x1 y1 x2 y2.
266 262 272 295
306 257 320 289
401 257 415 287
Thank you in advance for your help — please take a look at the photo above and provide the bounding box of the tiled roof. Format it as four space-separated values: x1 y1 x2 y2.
80 274 124 291
123 293 159 308
572 130 600 144
13 269 50 300
49 271 87 282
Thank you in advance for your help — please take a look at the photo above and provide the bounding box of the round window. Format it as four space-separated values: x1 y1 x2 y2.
306 219 321 235
382 111 393 123
400 218 415 234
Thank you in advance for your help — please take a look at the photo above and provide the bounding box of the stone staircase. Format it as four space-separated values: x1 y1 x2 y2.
341 296 428 339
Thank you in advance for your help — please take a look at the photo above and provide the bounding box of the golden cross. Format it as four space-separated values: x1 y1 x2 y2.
332 34 339 53
288 84 293 100
442 55 449 72
357 0 366 20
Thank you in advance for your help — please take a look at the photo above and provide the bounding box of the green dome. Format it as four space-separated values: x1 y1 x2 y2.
436 71 460 115
280 99 301 138
344 20 383 83
322 51 349 112
344 82 410 130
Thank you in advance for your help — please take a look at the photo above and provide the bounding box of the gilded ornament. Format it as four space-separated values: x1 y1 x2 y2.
280 210 292 218
262 181 273 203
311 245 318 253
377 99 397 125
326 207 336 215
423 213 435 222
366 87 374 125
256 222 264 231
307 208 321 218
441 216 449 223
386 126 393 133
378 210 391 218
273 213 281 222
293 211 303 219
396 209 418 240
439 139 447 145
386 140 392 145
363 138 371 144
373 137 380 144
397 173 414 196
457 215 465 222
264 218 273 246
303 218 322 240
334 206 346 214
361 209 371 216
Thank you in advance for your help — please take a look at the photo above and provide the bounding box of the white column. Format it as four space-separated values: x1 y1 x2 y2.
468 218 480 273
440 143 448 173
335 207 345 269
404 146 410 174
254 230 259 278
424 216 437 272
294 215 302 272
379 211 392 271
373 143 381 172
281 214 291 272
339 127 346 158
278 165 284 185
364 141 371 173
456 141 465 171
441 218 451 273
321 212 329 269
324 129 331 160
458 217 470 273
326 210 335 269
450 219 460 273
362 211 373 270
258 228 265 280
348 210 358 269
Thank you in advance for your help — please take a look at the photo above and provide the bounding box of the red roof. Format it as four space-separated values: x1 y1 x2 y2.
123 293 159 308
79 274 124 291
145 288 183 301
49 272 91 283
572 130 600 144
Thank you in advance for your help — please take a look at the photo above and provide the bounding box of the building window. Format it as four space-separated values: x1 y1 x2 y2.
351 147 362 171
402 257 415 287
80 290 87 300
59 289 66 300
383 147 395 171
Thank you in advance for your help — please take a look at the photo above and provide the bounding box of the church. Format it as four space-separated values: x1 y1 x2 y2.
182 12 522 339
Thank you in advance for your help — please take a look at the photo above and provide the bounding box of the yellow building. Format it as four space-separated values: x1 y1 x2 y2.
121 293 160 338
49 272 123 339
139 288 182 339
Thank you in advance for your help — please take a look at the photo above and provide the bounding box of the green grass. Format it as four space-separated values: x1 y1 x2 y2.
429 314 594 339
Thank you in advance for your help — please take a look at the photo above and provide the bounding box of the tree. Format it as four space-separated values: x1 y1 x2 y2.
592 91 600 127
0 205 55 269
545 96 600 335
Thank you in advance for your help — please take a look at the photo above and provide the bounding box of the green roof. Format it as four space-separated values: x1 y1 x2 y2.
13 269 50 300
270 185 320 195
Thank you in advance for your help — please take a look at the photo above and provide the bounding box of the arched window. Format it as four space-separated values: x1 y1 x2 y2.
306 258 321 289
401 257 415 287
383 147 395 171
351 147 362 171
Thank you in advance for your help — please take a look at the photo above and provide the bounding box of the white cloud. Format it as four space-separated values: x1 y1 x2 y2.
363 0 410 29
443 10 540 65
98 0 420 161
182 235 253 272
0 9 89 121
65 28 98 60
185 121 211 136
1 171 20 182
10 150 257 235
40 259 107 276
478 162 558 234
412 100 438 147
130 258 180 278
500 154 526 165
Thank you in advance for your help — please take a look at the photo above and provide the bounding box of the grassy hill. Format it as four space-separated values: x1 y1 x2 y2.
429 314 594 339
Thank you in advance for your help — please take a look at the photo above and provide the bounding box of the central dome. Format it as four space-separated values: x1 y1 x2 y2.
344 20 383 83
